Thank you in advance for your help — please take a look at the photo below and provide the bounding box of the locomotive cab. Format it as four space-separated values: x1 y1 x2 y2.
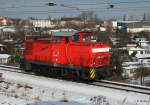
68 31 95 43
52 31 96 44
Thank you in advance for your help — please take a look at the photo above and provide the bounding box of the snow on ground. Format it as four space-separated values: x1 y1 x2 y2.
0 69 150 105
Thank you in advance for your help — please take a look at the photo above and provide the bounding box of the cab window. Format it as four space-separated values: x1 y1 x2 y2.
66 37 69 43
72 35 80 42
83 35 91 41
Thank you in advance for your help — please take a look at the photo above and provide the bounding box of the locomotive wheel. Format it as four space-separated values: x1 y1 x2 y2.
24 63 32 72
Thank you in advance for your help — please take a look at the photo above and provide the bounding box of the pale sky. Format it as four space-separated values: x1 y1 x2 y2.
0 0 150 20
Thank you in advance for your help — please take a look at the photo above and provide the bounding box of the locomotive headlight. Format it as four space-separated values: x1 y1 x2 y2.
92 48 110 53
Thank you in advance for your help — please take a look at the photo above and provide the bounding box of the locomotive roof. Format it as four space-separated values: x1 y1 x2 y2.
52 31 77 37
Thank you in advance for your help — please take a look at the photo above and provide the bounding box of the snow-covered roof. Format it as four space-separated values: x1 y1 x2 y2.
117 21 139 23
122 61 140 65
49 29 77 33
138 40 149 43
126 44 137 47
136 54 150 59
128 47 146 51
0 44 5 47
3 39 13 42
0 54 11 59
122 60 150 71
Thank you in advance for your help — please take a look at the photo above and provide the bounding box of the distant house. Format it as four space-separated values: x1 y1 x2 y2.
117 21 150 33
134 38 150 49
127 21 150 33
121 36 150 78
29 18 56 28
122 62 150 78
136 54 150 63
60 17 83 27
122 60 150 78
128 47 148 55
103 20 117 29
122 62 141 78
0 54 11 64
0 16 13 25
117 21 139 29
2 26 16 33
0 44 6 52
122 45 150 78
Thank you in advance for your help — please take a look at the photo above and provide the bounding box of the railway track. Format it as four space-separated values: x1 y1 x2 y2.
0 65 20 70
0 65 30 74
0 65 150 95
90 80 150 95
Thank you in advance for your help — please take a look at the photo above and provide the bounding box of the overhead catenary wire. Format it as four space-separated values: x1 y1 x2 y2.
0 0 150 16
69 0 150 5
1 0 150 9
2 7 150 16
2 5 150 13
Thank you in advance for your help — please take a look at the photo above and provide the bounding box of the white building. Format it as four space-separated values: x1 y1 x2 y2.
0 44 5 52
136 54 150 63
128 47 149 55
122 46 150 78
127 22 150 33
0 26 16 33
29 19 56 28
127 27 150 33
122 61 150 78
134 38 150 50
0 16 13 25
103 20 118 29
3 26 16 33
121 37 150 78
122 62 141 78
0 54 11 64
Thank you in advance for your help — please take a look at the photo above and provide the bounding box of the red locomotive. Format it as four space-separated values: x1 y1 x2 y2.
20 31 112 80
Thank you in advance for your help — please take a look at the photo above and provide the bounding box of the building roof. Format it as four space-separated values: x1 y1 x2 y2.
0 54 11 59
0 44 5 47
136 54 150 59
117 21 139 23
128 21 150 28
52 31 77 36
128 47 146 51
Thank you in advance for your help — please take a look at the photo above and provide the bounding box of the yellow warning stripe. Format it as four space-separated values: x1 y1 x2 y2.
90 67 95 79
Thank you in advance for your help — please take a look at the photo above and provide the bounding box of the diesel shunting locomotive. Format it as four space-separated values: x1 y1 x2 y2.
20 31 112 80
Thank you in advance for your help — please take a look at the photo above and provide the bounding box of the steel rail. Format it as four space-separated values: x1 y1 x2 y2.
0 65 20 70
0 65 31 74
90 80 150 95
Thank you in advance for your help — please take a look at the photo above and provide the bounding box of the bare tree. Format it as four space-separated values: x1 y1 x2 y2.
134 64 150 85
78 11 98 28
